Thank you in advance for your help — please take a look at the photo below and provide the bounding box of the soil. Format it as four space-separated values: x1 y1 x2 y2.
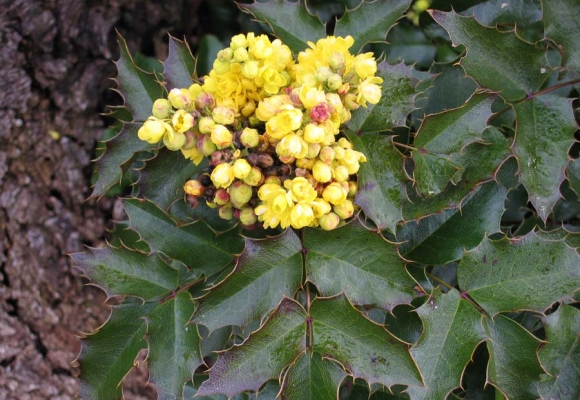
0 0 214 398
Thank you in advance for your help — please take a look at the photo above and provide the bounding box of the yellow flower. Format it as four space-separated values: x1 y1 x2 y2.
276 133 308 159
354 53 378 79
333 199 354 219
138 117 166 143
181 146 204 165
255 95 292 122
285 177 317 203
322 182 348 205
211 163 235 188
168 88 193 110
255 66 288 95
303 123 326 144
311 197 331 218
256 183 294 229
299 85 326 109
172 109 194 133
212 106 235 125
184 179 204 196
312 160 332 183
232 158 252 179
210 124 233 149
357 77 383 107
290 202 316 229
163 126 186 151
266 107 303 140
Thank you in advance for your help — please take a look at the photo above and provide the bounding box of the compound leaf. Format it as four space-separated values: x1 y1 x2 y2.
542 0 580 73
163 35 197 90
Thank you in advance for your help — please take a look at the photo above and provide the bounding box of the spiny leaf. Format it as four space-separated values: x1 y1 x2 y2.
304 221 415 311
463 0 542 28
458 231 580 315
280 351 347 400
538 303 580 400
78 302 152 400
310 294 423 388
346 132 408 233
238 0 326 54
347 61 420 132
542 0 580 73
192 229 303 332
197 298 307 397
148 291 202 400
163 34 197 90
512 94 577 221
483 314 544 400
430 10 550 101
333 0 412 54
72 245 178 300
408 289 485 400
566 157 580 197
412 93 494 197
124 199 243 277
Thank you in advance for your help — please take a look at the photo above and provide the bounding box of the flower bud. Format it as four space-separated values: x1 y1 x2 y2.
322 182 348 205
319 212 340 231
181 147 204 165
233 158 252 179
183 131 198 150
315 66 332 83
312 198 332 218
290 203 316 229
310 103 331 123
196 92 216 111
152 98 172 119
214 188 230 206
242 60 259 79
230 33 248 50
296 157 315 170
333 165 350 182
188 83 203 99
228 181 253 208
168 88 193 110
241 100 256 117
198 116 215 134
263 176 282 186
195 134 216 156
319 146 335 164
328 51 346 74
211 124 233 149
327 74 343 91
303 123 326 144
217 48 234 62
307 143 321 158
243 166 264 186
354 53 377 79
348 180 358 197
212 106 235 125
313 160 332 183
239 206 257 225
240 127 260 148
211 163 235 188
343 93 360 110
163 127 186 151
338 137 353 149
218 204 234 220
256 153 274 168
333 145 345 160
172 109 194 133
333 199 354 219
138 117 166 143
233 47 249 62
183 179 204 197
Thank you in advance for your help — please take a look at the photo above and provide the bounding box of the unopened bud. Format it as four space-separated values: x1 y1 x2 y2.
163 129 186 151
239 206 257 225
319 212 340 230
313 160 332 183
197 134 217 156
233 47 249 62
322 182 348 205
256 153 274 168
218 204 234 220
217 48 234 62
307 143 321 158
348 180 358 197
214 188 230 206
196 92 216 112
184 179 204 197
296 158 315 170
168 88 193 110
183 131 198 150
243 166 264 186
230 34 247 50
240 127 260 148
333 199 354 219
212 106 235 125
303 123 326 144
328 51 346 74
152 98 172 119
263 176 282 186
327 74 343 91
333 165 350 182
344 93 360 110
315 67 332 83
319 146 335 164
211 124 233 149
242 60 259 79
233 158 252 179
228 181 253 208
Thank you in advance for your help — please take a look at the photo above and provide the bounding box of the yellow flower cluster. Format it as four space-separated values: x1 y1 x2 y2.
137 33 382 230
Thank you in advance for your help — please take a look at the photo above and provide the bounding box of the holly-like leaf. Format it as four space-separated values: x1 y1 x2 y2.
408 289 485 400
459 232 580 315
566 158 580 197
538 303 580 400
78 302 152 400
304 222 415 311
148 291 202 400
124 199 243 277
430 11 550 101
72 245 178 300
197 298 307 397
512 94 577 221
346 132 407 233
347 61 420 132
238 0 326 54
280 351 347 400
381 24 437 70
543 0 580 73
463 0 542 28
333 0 412 54
192 229 303 332
412 93 494 197
163 34 197 90
310 295 423 388
483 314 544 400
397 180 506 265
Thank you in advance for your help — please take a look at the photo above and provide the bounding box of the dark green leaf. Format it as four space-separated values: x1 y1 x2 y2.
163 35 196 90
192 229 302 331
411 151 460 197
197 298 306 397
148 292 202 400
566 158 580 197
512 94 577 221
280 351 347 400
483 314 543 400
333 0 412 53
430 11 550 101
384 304 423 345
542 0 580 73
197 34 224 77
378 24 437 69
311 294 422 388
459 232 580 315
238 0 326 54
538 304 580 400
463 0 542 28
304 222 415 311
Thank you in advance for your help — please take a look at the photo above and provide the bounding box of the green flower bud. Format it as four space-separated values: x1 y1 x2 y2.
198 116 215 134
210 124 233 149
243 166 264 186
168 88 193 110
333 199 354 219
348 180 358 197
328 51 346 74
315 66 332 83
196 92 216 111
242 60 259 79
213 59 231 74
343 93 360 110
217 48 234 62
327 74 343 91
230 34 248 50
233 47 249 62
239 206 257 226
163 127 186 151
233 158 252 179
152 98 172 119
218 204 234 220
214 188 230 206
196 134 217 156
319 212 340 231
333 165 350 182
240 127 260 148
228 181 253 208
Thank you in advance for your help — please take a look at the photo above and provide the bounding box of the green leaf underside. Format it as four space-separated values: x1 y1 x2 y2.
196 298 307 397
483 314 544 400
192 228 303 332
304 222 414 311
148 292 203 400
347 132 407 233
459 231 580 315
311 295 422 388
124 199 243 277
512 94 577 221
347 61 419 132
72 246 178 300
543 0 580 73
333 0 412 54
464 0 542 28
280 351 347 400
408 289 484 400
238 0 326 54
430 11 549 101
538 304 580 400
163 35 197 90
137 148 207 210
397 180 506 265
92 123 157 198
78 303 151 400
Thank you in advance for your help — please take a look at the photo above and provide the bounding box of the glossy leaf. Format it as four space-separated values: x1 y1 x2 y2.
310 295 423 388
463 0 542 28
483 314 544 400
163 35 196 90
430 11 550 101
408 289 485 400
280 351 346 400
304 222 415 311
512 94 577 221
238 0 325 54
124 199 243 277
333 0 411 53
192 229 303 332
347 61 420 132
566 157 580 197
346 132 408 232
459 232 580 315
197 298 307 397
538 304 580 400
543 0 580 73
